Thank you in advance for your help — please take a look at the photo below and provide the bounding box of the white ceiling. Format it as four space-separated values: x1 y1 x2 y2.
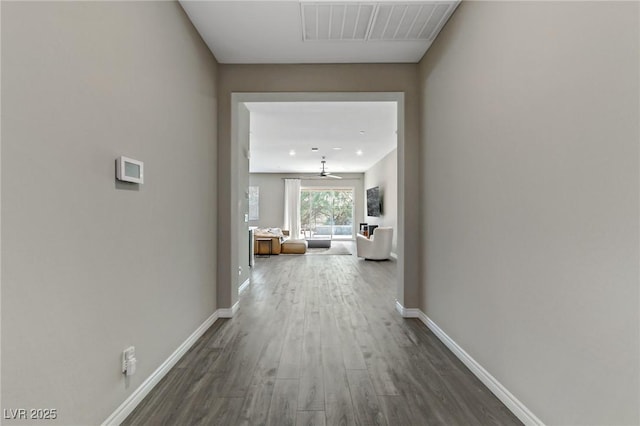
246 101 397 174
179 1 459 64
179 1 457 173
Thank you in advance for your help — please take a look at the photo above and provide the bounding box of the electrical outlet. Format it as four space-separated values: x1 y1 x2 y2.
238 266 242 275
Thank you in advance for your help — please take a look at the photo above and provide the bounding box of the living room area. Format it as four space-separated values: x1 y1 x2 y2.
242 99 399 270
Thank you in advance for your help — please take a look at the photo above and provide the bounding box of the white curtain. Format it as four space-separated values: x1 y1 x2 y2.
283 179 301 239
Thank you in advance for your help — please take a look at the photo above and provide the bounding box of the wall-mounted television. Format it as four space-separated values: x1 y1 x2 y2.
367 186 382 217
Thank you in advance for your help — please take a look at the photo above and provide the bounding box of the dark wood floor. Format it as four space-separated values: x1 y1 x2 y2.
123 247 521 426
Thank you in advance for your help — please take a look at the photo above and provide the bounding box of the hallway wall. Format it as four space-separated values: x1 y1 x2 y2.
418 2 639 424
1 2 219 424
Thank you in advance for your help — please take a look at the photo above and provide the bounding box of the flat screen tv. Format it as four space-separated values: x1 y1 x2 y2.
367 186 381 217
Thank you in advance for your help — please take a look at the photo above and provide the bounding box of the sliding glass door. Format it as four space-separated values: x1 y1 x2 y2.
300 188 354 240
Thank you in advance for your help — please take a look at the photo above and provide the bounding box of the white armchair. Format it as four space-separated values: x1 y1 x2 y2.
356 227 393 260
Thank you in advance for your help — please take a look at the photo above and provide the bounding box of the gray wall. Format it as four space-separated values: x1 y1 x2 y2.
364 149 397 254
218 65 420 311
249 174 287 229
1 2 219 424
249 173 365 234
418 2 639 424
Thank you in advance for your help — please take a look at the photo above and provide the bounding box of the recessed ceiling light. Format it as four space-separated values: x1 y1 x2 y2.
356 150 363 156
333 147 342 150
311 147 319 152
359 130 365 135
289 150 296 156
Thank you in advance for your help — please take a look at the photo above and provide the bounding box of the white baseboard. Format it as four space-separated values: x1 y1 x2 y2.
394 300 421 318
394 302 543 426
102 310 220 425
218 301 239 318
239 278 250 294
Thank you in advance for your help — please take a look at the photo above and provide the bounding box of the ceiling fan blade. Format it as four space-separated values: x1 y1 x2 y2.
318 157 341 179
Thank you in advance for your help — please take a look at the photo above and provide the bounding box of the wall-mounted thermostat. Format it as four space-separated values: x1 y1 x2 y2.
116 156 144 184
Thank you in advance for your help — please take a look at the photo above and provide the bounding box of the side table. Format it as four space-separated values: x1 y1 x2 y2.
255 238 273 258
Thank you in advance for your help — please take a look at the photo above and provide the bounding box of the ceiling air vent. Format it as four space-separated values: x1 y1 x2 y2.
301 2 458 42
302 3 375 40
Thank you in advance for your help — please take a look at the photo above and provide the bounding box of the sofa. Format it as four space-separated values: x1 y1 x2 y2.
254 228 288 255
356 227 393 260
253 228 308 255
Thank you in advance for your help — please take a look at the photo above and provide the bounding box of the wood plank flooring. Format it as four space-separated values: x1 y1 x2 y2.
123 246 521 426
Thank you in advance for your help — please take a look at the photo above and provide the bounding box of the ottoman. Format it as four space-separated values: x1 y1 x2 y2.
281 239 308 254
306 238 332 249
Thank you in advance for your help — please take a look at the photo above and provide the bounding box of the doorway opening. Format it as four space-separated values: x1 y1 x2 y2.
230 92 405 311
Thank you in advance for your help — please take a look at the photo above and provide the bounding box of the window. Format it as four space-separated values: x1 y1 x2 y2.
300 188 354 240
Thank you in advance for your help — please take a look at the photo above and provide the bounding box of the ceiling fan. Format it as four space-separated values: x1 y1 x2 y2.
319 156 342 179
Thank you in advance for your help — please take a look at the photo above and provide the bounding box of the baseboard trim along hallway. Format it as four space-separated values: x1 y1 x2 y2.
218 301 240 318
239 278 250 294
395 301 544 426
102 310 221 426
